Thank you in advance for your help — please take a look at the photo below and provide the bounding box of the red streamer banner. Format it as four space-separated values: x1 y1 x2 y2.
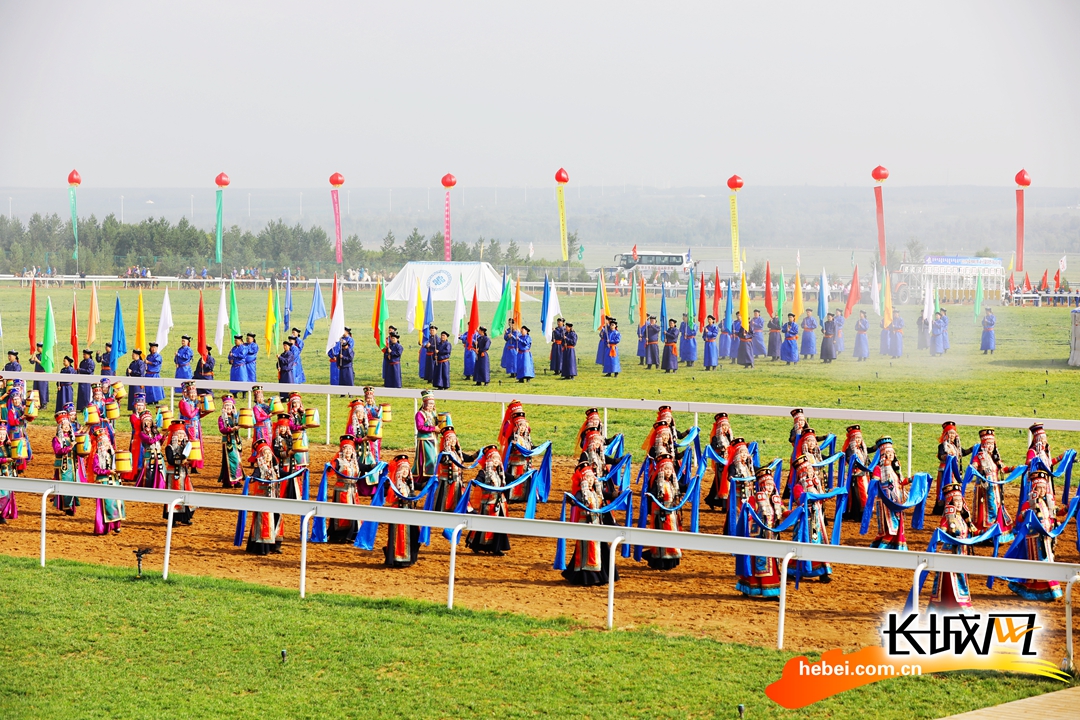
1015 188 1025 273
874 185 887 267
331 188 342 264
444 190 452 261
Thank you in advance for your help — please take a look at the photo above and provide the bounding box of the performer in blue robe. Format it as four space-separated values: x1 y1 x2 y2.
601 318 621 377
766 314 781 360
819 314 837 363
560 323 578 379
678 314 697 366
736 327 754 368
31 345 49 408
290 329 306 383
717 318 731 359
729 315 742 361
595 323 608 366
799 310 818 359
702 316 719 370
125 350 146 411
338 329 355 386
643 317 660 369
501 321 518 377
780 313 799 364
76 350 96 411
941 309 951 352
550 318 565 373
930 312 946 356
421 326 437 382
432 332 451 389
636 321 646 365
55 357 76 411
750 310 766 356
277 341 295 385
384 332 403 388
328 342 341 385
515 326 535 382
243 334 259 383
460 330 476 379
981 308 996 354
853 311 870 360
889 311 904 358
473 328 491 386
228 336 247 394
194 346 215 393
833 309 846 354
661 320 679 373
879 317 892 356
174 336 194 392
96 344 113 376
144 342 165 404
3 350 20 372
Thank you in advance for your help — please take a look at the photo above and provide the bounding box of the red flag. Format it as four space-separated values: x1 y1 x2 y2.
1054 268 1061 292
843 265 860 318
712 267 721 322
70 294 79 360
632 245 638 262
1008 273 1015 295
197 291 208 361
764 262 774 317
467 287 479 350
696 272 706 331
29 280 37 352
330 272 339 320
1023 272 1032 293
1039 269 1048 292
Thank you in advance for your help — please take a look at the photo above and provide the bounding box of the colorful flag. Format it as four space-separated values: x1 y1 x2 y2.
638 272 648 328
591 272 606 331
871 267 881 317
973 274 984 322
512 274 522 328
197 291 208 361
214 283 229 353
109 295 127 373
70 293 79 361
792 270 804 317
330 273 339 321
304 280 327 341
155 288 174 351
490 274 513 334
41 298 57 373
283 270 293 331
882 270 894 322
451 277 466 343
1023 272 1032 293
263 284 276 356
1039 269 1049 292
627 270 639 326
697 271 706 331
659 289 669 332
467 287 480 349
372 280 388 350
540 273 562 343
844 265 860 318
722 279 733 333
712 268 720 322
817 267 829 327
777 268 786 320
1008 273 1015 296
29 280 36 352
228 281 241 341
764 262 774 318
1054 268 1061 292
407 277 422 340
1059 255 1067 272
326 279 345 352
134 290 146 356
685 268 696 322
739 271 750 327
87 282 100 347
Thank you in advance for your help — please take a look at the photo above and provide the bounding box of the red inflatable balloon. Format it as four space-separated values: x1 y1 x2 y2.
329 172 345 187
872 165 889 182
441 173 457 189
555 168 569 184
726 174 743 191
67 169 81 186
1015 169 1031 187
215 172 230 188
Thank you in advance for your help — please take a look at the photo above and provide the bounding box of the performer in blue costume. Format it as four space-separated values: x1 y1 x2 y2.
243 333 259 384
643 316 660 369
76 349 96 411
125 349 146 411
228 336 247 395
853 310 870 360
560 323 578 379
421 325 437 382
550 317 565 373
601 317 621 377
750 309 766 356
766 313 781 360
702 315 719 370
889 310 904 358
31 344 49 407
780 313 799 365
290 328 306 383
799 309 818 359
460 328 476 380
879 316 892 356
515 326 535 383
729 313 742 362
941 309 951 353
473 327 491 386
55 356 76 412
337 329 355 387
930 311 946 356
980 307 996 354
636 319 646 366
144 342 165 404
501 320 519 377
833 308 846 354
678 313 697 367
174 336 195 391
328 340 341 385
735 325 754 368
819 313 837 363
432 331 452 390
661 319 679 373
383 331 403 388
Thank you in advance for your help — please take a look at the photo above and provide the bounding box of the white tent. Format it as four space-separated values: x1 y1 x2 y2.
383 261 537 302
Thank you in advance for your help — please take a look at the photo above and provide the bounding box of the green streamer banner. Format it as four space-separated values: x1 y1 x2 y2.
69 187 78 260
215 188 223 264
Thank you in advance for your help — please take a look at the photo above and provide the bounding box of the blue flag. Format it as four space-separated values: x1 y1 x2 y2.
109 294 127 373
540 273 551 336
422 287 434 334
303 280 327 340
283 269 293 330
659 290 668 332
817 267 828 327
723 279 733 333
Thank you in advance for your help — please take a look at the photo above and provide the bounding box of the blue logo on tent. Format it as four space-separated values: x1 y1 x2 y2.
428 270 453 290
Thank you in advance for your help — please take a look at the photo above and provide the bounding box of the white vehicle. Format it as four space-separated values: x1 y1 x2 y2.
610 249 694 280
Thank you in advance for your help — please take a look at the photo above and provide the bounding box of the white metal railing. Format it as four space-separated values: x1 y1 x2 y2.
4 476 1079 661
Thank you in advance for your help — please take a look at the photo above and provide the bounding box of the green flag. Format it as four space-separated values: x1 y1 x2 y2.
228 280 241 339
973 274 984 322
69 187 79 260
215 189 224 264
490 278 513 334
41 298 57 373
273 282 282 350
627 270 639 325
777 268 787 320
591 272 605 331
684 268 695 320
934 288 941 315
376 280 389 349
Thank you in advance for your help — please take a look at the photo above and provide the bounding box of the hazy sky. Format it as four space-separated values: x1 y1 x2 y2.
2 1 1078 189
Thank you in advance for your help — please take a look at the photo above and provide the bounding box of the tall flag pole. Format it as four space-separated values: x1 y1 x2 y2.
872 165 889 267
627 269 639 326
452 277 466 343
712 268 721 323
109 295 127 374
156 288 174 351
441 174 457 261
330 172 345 265
467 287 480 348
764 262 774 319
512 273 522 328
591 272 605 331
727 175 743 272
371 280 388 350
973 274 984 323
41 298 57 373
68 169 81 273
556 168 569 262
777 268 786 321
263 283 276 356
214 283 228 354
29 279 37 352
817 267 829 327
1015 169 1031 273
684 268 695 324
739 271 750 327
214 172 230 269
227 280 241 341
792 269 804 317
135 290 147 356
283 269 293 330
638 272 648 329
491 275 512 334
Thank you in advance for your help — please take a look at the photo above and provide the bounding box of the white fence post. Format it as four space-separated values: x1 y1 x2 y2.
326 394 331 446
447 522 468 609
162 498 184 580
1065 573 1080 675
300 508 317 598
607 536 624 630
910 560 928 616
907 422 913 479
40 488 54 567
777 551 797 649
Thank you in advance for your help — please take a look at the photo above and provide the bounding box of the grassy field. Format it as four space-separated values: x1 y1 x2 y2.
2 283 1078 469
0 555 1068 719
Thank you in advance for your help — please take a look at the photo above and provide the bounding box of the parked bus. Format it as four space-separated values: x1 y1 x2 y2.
609 250 694 280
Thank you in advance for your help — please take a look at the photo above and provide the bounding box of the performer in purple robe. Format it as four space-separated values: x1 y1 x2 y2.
750 310 766 356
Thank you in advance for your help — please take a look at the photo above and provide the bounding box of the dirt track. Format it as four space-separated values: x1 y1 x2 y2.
2 424 1076 659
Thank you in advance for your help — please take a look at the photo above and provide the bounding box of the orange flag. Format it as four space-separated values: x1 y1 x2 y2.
512 274 522 327
70 293 79 360
844 265 860 318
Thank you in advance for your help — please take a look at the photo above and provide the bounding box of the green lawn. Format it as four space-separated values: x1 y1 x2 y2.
0 555 1068 719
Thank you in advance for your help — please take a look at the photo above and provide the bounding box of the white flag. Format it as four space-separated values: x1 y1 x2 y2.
155 288 174 351
796 249 801 268
451 277 466 344
543 280 563 343
326 282 345 352
922 276 934 325
871 266 881 317
214 283 229 354
528 242 535 259
0 311 4 337
1060 255 1068 272
406 278 420 333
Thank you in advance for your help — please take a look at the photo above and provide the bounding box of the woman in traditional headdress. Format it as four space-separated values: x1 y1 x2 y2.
736 465 786 598
251 385 273 442
465 445 511 555
969 428 1012 539
1006 469 1062 601
842 425 871 521
134 410 166 489
177 381 209 473
869 437 909 551
0 424 20 523
435 425 479 513
328 435 362 544
52 410 83 515
503 410 533 504
90 426 124 535
414 390 439 484
163 421 195 525
218 394 244 488
642 453 682 571
705 412 734 511
384 454 421 568
246 439 283 555
791 454 832 582
932 421 968 514
561 460 619 586
928 481 974 611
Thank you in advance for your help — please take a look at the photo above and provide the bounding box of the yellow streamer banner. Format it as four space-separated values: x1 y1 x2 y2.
729 193 740 272
557 183 568 262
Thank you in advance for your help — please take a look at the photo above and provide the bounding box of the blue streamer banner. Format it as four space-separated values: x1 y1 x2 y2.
552 488 635 570
858 471 931 536
309 461 386 543
503 440 554 501
232 467 309 547
353 475 439 551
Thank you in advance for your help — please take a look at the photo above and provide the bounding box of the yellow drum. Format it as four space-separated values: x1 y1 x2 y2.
105 399 120 420
380 403 392 422
270 398 286 414
238 407 255 429
24 399 39 420
75 433 92 456
187 439 203 463
27 389 40 405
304 407 320 428
114 451 133 474
14 438 29 459
111 381 127 400
83 405 101 425
200 394 216 413
157 408 173 425
366 422 382 440
291 431 309 452
437 412 452 429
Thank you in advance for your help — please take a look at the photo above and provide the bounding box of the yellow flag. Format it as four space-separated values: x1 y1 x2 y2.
87 282 100 346
739 271 750 326
792 270 804 317
1007 253 1014 272
883 270 894 322
414 277 424 341
135 290 146 355
264 284 276 356
601 271 610 319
